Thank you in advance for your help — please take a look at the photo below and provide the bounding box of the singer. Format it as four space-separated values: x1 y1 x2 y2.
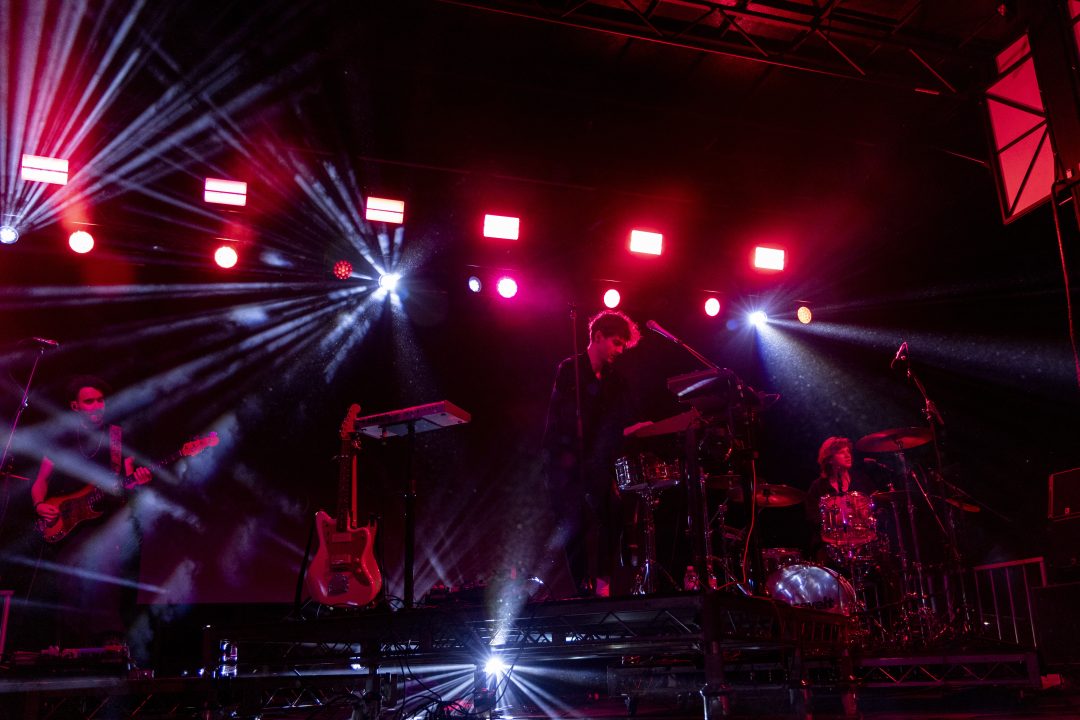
542 309 641 598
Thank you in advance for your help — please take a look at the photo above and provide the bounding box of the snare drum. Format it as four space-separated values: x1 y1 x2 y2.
615 453 681 493
819 491 877 547
766 562 857 615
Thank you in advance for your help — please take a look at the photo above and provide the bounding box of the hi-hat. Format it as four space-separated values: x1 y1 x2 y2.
855 427 932 453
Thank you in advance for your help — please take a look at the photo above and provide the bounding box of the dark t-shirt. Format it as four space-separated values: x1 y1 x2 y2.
542 352 636 503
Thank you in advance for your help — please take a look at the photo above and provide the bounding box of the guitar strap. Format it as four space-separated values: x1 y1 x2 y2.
109 424 123 479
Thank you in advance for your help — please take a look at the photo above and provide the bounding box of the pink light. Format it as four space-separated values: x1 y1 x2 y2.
68 230 94 254
603 288 621 309
704 297 721 317
333 260 353 280
629 229 663 255
483 214 520 240
204 177 247 206
214 245 239 269
753 246 785 271
21 154 69 185
496 276 518 299
366 196 405 224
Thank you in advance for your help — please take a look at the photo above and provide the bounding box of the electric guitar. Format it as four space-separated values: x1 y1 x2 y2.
305 404 383 607
37 432 219 543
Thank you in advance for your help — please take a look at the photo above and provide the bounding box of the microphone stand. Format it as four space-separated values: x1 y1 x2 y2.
898 351 970 635
0 345 48 527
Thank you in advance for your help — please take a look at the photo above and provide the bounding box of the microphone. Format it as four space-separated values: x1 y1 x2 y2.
31 337 60 348
646 320 681 345
889 341 908 369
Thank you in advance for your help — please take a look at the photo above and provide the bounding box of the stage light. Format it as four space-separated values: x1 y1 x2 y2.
797 305 813 324
204 178 247 207
68 230 94 254
467 276 482 293
704 297 721 317
366 196 405 224
753 246 785 271
21 154 68 185
379 272 401 292
333 260 353 280
483 214 520 240
214 245 239 269
749 310 768 327
496 276 518 298
629 229 663 255
603 288 621 308
0 226 19 245
484 657 508 677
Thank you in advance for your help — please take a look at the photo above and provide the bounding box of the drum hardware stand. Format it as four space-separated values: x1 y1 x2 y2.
630 486 675 594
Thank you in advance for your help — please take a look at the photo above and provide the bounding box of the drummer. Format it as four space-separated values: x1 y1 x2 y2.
805 436 880 562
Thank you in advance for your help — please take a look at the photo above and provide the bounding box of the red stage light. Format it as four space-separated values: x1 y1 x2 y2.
629 229 663 255
704 297 721 317
333 260 353 280
204 178 247 206
496 276 518 299
214 245 239 269
366 196 405 224
22 154 68 185
603 288 621 309
753 246 785 271
483 214 520 240
68 230 94 254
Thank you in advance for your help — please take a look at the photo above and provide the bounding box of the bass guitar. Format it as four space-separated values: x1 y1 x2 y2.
37 432 219 543
305 404 383 607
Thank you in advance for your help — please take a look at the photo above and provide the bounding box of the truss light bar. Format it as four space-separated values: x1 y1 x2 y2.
21 154 69 185
204 178 248 207
753 246 785 271
366 197 404 224
483 214 520 240
629 229 663 255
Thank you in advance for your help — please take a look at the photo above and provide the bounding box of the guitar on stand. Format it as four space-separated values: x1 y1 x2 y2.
37 432 219 543
306 404 383 607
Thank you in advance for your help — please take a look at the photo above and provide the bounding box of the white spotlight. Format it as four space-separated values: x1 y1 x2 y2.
379 272 401 292
68 230 94 254
467 276 482 293
484 657 508 677
749 310 768 327
0 226 18 245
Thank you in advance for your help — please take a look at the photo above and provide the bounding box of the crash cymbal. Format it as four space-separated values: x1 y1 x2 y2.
854 427 933 453
946 496 980 513
729 483 805 508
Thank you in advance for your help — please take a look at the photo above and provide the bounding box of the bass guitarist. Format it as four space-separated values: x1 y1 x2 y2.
27 375 152 651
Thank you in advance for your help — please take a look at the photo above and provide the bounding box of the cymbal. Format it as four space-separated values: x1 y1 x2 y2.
855 427 933 453
730 483 805 508
872 489 941 505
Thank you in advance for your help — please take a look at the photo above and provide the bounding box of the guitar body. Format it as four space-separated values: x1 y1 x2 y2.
307 509 382 607
37 485 110 543
37 433 218 544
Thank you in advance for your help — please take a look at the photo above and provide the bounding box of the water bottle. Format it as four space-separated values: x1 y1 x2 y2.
683 564 700 591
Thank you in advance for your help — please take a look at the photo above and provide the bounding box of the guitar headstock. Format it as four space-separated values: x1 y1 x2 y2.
341 404 362 439
181 432 219 457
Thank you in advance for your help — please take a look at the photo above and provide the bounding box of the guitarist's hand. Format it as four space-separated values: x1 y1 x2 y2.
36 501 60 521
131 467 152 486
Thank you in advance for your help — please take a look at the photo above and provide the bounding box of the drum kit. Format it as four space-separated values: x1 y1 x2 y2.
614 365 975 647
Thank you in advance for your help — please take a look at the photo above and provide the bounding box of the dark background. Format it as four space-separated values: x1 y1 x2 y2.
0 0 1077 617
